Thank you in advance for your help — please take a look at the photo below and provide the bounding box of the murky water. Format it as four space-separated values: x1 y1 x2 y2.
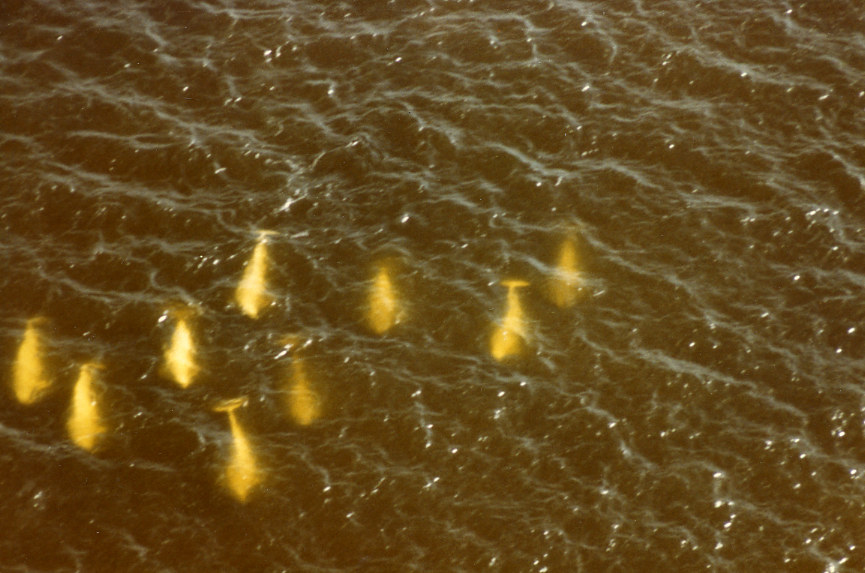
2 0 865 571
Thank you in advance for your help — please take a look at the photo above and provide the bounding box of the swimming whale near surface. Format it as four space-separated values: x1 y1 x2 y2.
214 397 261 502
12 317 53 404
162 308 201 388
67 362 107 452
235 231 276 319
546 231 582 309
490 279 530 361
282 337 322 426
366 259 403 335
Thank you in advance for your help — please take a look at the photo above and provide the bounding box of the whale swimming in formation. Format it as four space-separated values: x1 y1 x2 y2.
546 232 582 309
12 317 52 404
13 231 577 497
490 280 531 361
366 260 403 335
282 338 322 426
214 397 261 502
235 231 276 319
163 310 200 388
67 362 106 452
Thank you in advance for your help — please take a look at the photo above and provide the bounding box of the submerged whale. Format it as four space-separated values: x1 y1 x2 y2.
235 231 276 319
282 337 321 426
163 309 200 388
366 260 403 335
546 231 582 308
67 362 107 452
490 279 530 361
12 317 53 404
214 397 261 502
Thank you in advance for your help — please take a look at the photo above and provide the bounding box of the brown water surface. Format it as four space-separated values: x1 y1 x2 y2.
2 0 865 571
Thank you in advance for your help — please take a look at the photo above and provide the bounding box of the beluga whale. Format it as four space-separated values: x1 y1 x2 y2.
546 229 583 308
67 362 107 452
281 336 321 426
235 230 277 319
490 279 531 361
365 258 404 335
12 317 53 404
162 306 201 388
214 397 262 502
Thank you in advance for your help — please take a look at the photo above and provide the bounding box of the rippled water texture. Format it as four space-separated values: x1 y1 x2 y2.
2 0 865 571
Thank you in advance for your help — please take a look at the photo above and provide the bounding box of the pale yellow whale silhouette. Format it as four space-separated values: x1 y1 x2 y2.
12 317 52 404
547 232 582 308
366 260 403 335
67 362 107 452
163 310 200 388
490 280 531 361
282 337 321 426
235 231 275 319
214 397 261 502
